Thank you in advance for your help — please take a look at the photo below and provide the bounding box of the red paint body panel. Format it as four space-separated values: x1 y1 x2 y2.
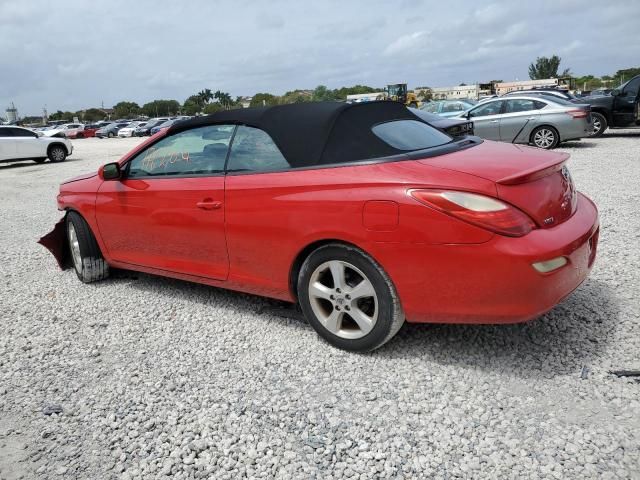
95 177 229 279
52 136 599 325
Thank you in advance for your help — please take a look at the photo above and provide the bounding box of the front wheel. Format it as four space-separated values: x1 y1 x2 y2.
589 112 607 137
48 145 67 162
66 212 110 283
108 132 115 138
298 244 404 352
530 126 559 149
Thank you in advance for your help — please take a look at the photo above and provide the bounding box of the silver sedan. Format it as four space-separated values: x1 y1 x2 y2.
457 96 593 149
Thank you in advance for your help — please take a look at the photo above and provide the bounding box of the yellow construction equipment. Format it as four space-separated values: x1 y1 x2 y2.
378 84 421 107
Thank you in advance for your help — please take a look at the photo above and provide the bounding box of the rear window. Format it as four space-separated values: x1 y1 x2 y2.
371 120 451 151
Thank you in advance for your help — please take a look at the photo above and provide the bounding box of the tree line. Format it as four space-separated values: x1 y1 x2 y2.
529 55 639 92
47 85 382 123
42 59 640 124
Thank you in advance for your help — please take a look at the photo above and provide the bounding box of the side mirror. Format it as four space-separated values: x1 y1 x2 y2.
99 162 121 181
611 89 621 96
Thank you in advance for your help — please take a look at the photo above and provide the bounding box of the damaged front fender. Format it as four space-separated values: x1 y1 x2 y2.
37 217 70 270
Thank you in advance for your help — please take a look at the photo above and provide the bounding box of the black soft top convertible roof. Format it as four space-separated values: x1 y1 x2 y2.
168 101 431 168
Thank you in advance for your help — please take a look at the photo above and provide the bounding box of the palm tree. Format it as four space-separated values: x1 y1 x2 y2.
214 91 233 110
197 89 214 107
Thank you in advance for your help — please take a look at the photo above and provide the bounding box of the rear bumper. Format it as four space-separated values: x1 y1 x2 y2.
372 193 599 324
560 118 592 141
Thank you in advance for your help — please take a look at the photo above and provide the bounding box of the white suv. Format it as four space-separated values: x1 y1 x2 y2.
0 126 73 164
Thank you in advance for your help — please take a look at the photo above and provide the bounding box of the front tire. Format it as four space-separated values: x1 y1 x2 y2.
108 132 115 138
530 126 559 149
48 145 67 162
590 112 607 137
66 212 110 283
297 244 404 352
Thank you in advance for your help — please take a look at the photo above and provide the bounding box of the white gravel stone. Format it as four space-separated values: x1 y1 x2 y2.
0 134 639 479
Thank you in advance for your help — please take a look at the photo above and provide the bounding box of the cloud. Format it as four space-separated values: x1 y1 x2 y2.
383 31 426 56
1 0 639 115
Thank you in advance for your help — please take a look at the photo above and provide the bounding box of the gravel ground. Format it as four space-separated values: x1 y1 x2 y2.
1 134 639 479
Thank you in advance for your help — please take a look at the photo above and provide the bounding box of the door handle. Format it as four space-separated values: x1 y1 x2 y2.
196 200 222 210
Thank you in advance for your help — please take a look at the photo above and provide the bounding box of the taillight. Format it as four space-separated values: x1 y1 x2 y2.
566 109 588 119
409 189 536 237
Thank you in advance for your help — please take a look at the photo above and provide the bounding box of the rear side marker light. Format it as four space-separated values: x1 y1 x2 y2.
409 189 536 237
532 257 567 273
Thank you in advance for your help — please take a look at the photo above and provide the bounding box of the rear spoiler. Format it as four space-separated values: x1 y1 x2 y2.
497 152 569 185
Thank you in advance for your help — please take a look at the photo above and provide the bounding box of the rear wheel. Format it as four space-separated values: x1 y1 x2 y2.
48 145 67 162
590 112 607 137
108 132 115 138
66 212 109 283
530 126 559 149
297 244 404 352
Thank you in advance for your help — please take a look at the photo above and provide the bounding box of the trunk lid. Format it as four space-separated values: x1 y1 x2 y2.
418 141 577 228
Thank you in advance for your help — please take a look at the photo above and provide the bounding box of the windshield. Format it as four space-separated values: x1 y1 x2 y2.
372 120 452 151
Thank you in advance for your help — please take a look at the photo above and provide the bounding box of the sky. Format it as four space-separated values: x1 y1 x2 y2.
1 0 639 116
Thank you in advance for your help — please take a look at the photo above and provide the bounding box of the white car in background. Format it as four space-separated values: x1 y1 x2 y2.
41 123 84 138
118 121 147 137
0 126 73 164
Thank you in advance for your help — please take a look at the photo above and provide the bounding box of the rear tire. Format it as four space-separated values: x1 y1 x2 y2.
48 145 67 162
297 244 404 352
530 126 559 149
66 212 109 283
108 132 114 138
590 112 607 137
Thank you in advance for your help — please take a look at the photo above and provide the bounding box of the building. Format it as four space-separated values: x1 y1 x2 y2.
425 85 481 100
494 77 575 95
5 102 18 123
237 96 253 108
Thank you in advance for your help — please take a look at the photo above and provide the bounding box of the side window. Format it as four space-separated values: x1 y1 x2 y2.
0 128 12 137
421 102 440 113
11 128 34 137
226 126 290 173
126 125 234 178
623 77 640 97
468 101 504 117
443 102 466 113
505 99 540 113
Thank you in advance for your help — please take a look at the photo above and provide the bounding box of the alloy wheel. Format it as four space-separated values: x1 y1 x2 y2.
533 128 555 148
67 222 82 271
592 118 602 135
307 260 378 340
51 147 65 161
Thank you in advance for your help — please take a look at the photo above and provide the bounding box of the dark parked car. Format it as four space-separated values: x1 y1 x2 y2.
583 75 640 136
150 119 179 136
96 122 131 139
135 118 169 136
409 108 474 137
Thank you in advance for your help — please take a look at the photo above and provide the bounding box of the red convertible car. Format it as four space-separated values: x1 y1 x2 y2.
39 102 599 351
